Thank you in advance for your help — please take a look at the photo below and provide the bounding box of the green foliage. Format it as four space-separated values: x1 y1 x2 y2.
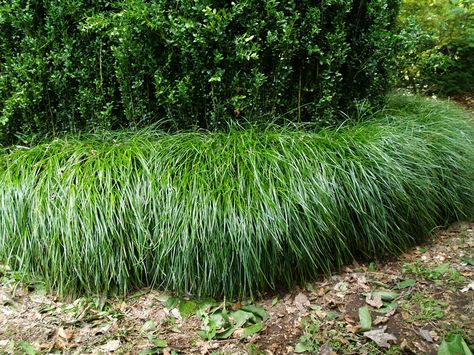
396 0 474 95
0 0 400 145
402 291 448 322
439 334 473 355
0 94 473 298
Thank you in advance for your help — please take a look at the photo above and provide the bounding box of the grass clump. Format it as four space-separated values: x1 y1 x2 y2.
0 94 473 298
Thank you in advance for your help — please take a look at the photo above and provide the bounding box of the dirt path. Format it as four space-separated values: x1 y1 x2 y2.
451 91 474 116
1 222 473 354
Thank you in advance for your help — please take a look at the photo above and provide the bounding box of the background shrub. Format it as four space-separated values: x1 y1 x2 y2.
1 94 473 298
396 0 474 95
0 0 400 145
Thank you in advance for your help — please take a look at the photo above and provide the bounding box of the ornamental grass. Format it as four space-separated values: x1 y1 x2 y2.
0 94 473 298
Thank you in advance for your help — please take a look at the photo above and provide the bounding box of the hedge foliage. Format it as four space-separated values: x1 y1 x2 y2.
0 0 400 145
397 0 474 95
1 94 473 298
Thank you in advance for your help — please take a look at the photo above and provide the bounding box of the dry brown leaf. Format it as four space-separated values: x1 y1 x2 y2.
419 329 433 343
400 339 410 351
363 326 397 348
413 341 428 353
460 282 474 293
318 288 325 297
98 339 121 352
343 315 356 324
373 316 389 325
429 330 439 342
58 327 74 341
54 338 67 350
346 324 361 334
196 340 210 355
365 293 383 309
385 306 397 317
315 310 327 319
294 293 310 312
319 343 335 355
285 305 298 314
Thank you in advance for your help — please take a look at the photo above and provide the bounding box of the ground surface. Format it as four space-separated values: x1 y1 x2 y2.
0 222 473 354
451 91 474 115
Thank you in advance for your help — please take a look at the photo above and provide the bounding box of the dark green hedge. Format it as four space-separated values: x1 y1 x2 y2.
0 0 400 145
396 0 474 95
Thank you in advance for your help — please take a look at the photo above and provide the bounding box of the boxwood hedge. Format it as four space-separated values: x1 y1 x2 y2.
0 0 400 144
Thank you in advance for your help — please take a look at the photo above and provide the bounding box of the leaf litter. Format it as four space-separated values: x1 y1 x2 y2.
0 222 472 354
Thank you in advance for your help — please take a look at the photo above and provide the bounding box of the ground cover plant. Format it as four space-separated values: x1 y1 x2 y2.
0 94 473 299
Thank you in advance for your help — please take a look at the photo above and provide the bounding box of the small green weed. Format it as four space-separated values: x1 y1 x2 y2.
196 302 268 341
296 315 402 354
402 262 465 286
403 292 448 322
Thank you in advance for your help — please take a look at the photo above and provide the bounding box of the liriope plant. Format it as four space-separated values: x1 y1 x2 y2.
0 94 473 298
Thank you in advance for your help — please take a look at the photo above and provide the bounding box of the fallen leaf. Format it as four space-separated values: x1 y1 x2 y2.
366 293 383 308
314 309 327 319
413 341 428 353
141 320 157 333
54 338 67 350
419 329 433 343
233 328 245 338
153 339 168 348
57 327 74 341
372 291 399 301
347 324 361 333
319 343 334 355
461 256 474 266
400 339 409 351
99 339 121 352
363 326 397 348
240 322 263 339
294 293 310 312
285 305 298 314
385 306 398 317
429 330 439 342
354 274 370 290
333 282 348 292
170 308 182 320
395 279 416 289
438 334 472 355
343 315 356 324
93 322 112 335
460 282 474 293
196 340 210 355
359 306 372 331
373 316 389 325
